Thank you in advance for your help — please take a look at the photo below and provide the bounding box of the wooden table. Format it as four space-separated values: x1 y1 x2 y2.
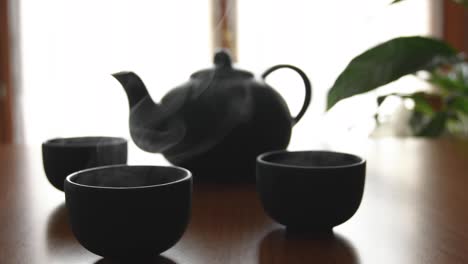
1 139 468 263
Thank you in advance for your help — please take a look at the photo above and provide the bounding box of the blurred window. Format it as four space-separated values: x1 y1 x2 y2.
17 0 437 153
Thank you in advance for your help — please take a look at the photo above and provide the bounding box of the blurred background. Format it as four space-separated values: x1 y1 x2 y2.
1 0 467 160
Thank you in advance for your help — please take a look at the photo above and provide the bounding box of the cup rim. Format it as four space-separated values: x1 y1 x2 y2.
65 165 192 190
43 136 127 148
257 150 366 169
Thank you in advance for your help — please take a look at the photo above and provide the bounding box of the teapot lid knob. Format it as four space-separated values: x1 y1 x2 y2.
214 49 232 69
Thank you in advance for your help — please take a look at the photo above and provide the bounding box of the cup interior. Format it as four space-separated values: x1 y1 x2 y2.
258 151 364 168
43 137 126 147
67 165 191 188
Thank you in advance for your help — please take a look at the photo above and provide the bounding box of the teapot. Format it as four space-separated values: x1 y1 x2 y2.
112 50 311 182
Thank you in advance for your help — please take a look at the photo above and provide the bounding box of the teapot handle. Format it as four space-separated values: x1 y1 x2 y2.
261 65 312 125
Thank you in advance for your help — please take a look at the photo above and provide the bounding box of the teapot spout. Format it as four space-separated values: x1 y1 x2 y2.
112 71 151 108
112 71 186 154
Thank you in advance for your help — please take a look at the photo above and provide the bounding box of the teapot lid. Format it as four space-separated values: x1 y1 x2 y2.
191 49 254 79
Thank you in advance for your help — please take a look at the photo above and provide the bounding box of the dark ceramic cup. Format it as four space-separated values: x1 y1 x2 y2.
64 165 192 261
42 137 127 191
256 150 366 234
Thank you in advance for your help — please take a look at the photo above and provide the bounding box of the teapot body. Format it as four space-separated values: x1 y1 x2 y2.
163 79 293 181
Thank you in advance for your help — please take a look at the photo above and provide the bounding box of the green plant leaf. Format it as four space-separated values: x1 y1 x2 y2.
451 0 468 7
413 112 448 137
428 71 467 93
410 92 437 114
327 37 457 110
428 63 468 93
447 95 468 114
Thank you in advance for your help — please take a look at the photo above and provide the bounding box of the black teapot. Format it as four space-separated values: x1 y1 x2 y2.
113 50 311 182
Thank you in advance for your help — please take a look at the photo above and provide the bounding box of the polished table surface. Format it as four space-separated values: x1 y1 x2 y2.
1 138 468 263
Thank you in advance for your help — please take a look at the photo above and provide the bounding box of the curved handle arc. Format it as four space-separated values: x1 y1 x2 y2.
261 64 312 124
